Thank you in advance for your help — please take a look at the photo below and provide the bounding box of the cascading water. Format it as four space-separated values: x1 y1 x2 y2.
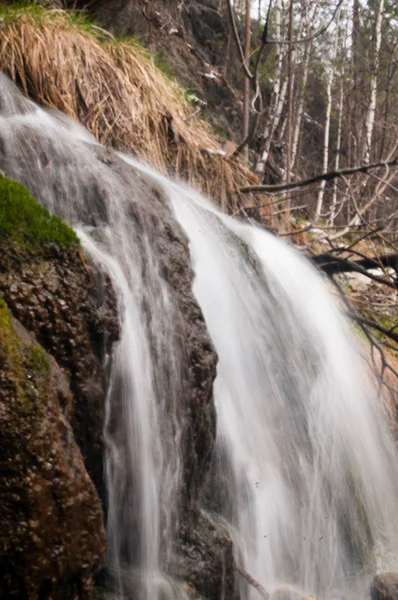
169 191 398 598
2 72 398 600
119 160 398 598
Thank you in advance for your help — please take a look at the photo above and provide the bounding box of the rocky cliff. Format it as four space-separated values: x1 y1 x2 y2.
0 77 237 597
0 177 114 597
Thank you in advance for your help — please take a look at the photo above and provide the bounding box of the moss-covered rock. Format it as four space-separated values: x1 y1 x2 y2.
0 173 119 505
0 299 106 599
0 177 118 598
0 173 79 249
0 241 119 508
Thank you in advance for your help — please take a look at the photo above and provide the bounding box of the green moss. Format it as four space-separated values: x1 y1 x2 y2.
112 32 150 53
0 1 99 32
340 470 374 568
25 344 50 377
152 52 177 81
0 298 24 385
0 298 51 414
0 174 79 249
152 51 206 106
88 227 110 245
0 1 48 23
358 308 398 349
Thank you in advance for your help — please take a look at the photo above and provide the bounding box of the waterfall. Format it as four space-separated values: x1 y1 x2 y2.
169 190 398 598
2 72 398 600
0 73 185 600
120 159 398 598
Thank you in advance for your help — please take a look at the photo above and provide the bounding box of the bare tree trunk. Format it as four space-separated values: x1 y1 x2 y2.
379 45 398 160
350 0 360 166
292 33 312 169
364 0 384 163
330 77 344 225
290 1 322 172
285 0 294 184
330 11 348 226
242 0 251 160
278 16 304 147
315 11 340 222
255 81 288 177
314 71 334 221
255 0 284 177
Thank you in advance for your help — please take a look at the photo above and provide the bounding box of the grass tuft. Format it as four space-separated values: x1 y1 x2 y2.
0 2 261 213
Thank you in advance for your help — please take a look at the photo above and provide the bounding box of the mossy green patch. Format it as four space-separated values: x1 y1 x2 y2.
0 298 24 385
0 1 99 32
0 174 79 249
25 344 50 378
0 1 47 24
0 298 50 414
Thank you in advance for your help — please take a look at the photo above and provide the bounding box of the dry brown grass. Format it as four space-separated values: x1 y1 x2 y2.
0 4 262 212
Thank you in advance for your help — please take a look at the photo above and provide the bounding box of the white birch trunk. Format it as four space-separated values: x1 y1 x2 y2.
330 79 344 225
314 13 340 222
291 41 312 170
314 68 334 221
364 0 384 163
256 80 288 176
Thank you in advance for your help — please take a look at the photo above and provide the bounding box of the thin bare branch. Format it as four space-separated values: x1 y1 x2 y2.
236 565 269 600
313 254 398 290
240 156 398 194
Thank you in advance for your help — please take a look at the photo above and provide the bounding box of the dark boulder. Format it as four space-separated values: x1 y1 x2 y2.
0 302 106 599
170 512 238 600
372 573 398 600
0 243 119 507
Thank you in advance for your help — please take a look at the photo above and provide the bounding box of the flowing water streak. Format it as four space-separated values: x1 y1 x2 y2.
0 74 185 599
122 157 398 599
170 187 398 598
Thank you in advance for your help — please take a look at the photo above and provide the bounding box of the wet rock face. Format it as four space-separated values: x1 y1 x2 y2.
0 150 231 596
372 573 398 600
0 303 106 599
170 512 238 600
0 244 119 506
88 147 219 508
0 77 232 595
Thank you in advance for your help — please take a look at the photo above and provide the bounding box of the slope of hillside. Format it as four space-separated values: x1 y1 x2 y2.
0 2 260 213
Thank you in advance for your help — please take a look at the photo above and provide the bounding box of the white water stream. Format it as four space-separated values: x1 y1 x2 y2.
2 73 398 600
123 159 398 599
